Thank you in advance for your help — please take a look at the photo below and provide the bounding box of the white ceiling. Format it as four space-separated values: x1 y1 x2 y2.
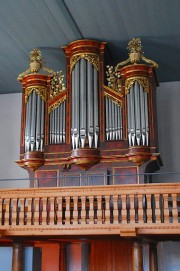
0 0 180 94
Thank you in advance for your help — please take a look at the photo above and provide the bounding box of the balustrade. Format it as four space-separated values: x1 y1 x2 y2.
0 183 180 237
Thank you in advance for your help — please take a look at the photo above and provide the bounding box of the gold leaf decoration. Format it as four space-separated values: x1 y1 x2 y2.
70 53 99 72
125 77 149 94
25 86 47 103
49 96 67 113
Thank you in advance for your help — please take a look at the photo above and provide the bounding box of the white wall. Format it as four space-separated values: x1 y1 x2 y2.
0 93 29 188
153 81 180 182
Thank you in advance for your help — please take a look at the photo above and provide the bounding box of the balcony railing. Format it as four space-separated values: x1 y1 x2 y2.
0 183 180 237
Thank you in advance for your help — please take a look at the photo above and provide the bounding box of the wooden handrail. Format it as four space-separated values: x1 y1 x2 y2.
0 183 180 237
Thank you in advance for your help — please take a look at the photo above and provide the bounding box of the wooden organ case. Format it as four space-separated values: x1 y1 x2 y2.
16 38 162 187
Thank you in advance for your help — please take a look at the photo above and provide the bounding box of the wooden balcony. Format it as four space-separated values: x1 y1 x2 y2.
0 183 180 238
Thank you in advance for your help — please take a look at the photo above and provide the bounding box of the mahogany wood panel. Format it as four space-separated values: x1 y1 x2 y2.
90 240 132 271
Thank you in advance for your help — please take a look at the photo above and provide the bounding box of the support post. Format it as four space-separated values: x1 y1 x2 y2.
132 241 143 271
12 241 23 271
149 242 158 271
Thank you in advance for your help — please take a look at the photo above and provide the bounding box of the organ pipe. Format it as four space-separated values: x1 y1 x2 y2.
49 101 66 144
105 96 123 141
127 81 149 147
80 59 86 148
93 68 99 148
25 90 45 152
71 59 99 149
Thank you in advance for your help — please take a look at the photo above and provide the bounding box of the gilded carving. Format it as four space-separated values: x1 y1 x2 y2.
106 65 122 93
50 71 66 98
70 53 99 72
104 92 122 107
125 77 149 94
18 48 60 80
25 86 47 103
49 96 66 113
115 38 159 70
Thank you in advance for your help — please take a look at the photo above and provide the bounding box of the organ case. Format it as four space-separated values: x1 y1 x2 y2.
16 38 162 184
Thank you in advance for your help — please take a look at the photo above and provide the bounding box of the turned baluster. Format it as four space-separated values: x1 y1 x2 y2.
49 197 55 225
104 195 110 224
96 195 102 224
171 193 178 223
0 199 2 226
73 196 78 225
146 194 152 223
11 198 16 225
2 199 6 226
81 196 86 225
26 198 32 225
41 197 47 225
113 195 119 224
65 197 71 225
88 196 94 225
163 194 170 223
138 195 144 223
121 195 127 224
34 198 40 225
16 198 22 226
6 198 11 226
129 195 135 223
153 194 161 223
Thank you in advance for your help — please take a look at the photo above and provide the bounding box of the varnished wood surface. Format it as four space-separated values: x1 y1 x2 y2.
0 183 180 237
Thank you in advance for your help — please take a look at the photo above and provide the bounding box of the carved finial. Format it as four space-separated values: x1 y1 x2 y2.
115 38 159 70
29 49 44 72
128 38 143 64
17 48 56 80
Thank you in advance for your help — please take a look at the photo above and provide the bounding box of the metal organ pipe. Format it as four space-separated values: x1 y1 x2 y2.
87 61 94 148
105 96 123 141
134 81 141 145
127 81 149 147
80 59 86 148
25 90 45 152
49 101 66 145
74 61 80 149
36 94 41 151
93 68 99 148
25 94 32 152
71 59 99 149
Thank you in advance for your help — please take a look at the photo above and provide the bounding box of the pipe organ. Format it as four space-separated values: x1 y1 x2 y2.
71 58 99 149
17 38 162 183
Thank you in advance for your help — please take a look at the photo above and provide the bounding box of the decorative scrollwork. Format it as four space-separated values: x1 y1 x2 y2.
106 65 122 93
50 71 66 98
141 55 159 68
25 86 47 103
125 77 149 94
70 53 99 72
49 96 67 113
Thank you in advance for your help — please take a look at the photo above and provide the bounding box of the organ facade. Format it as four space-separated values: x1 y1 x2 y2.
16 38 161 185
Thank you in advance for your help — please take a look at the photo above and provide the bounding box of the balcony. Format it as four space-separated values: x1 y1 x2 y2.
0 182 180 238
